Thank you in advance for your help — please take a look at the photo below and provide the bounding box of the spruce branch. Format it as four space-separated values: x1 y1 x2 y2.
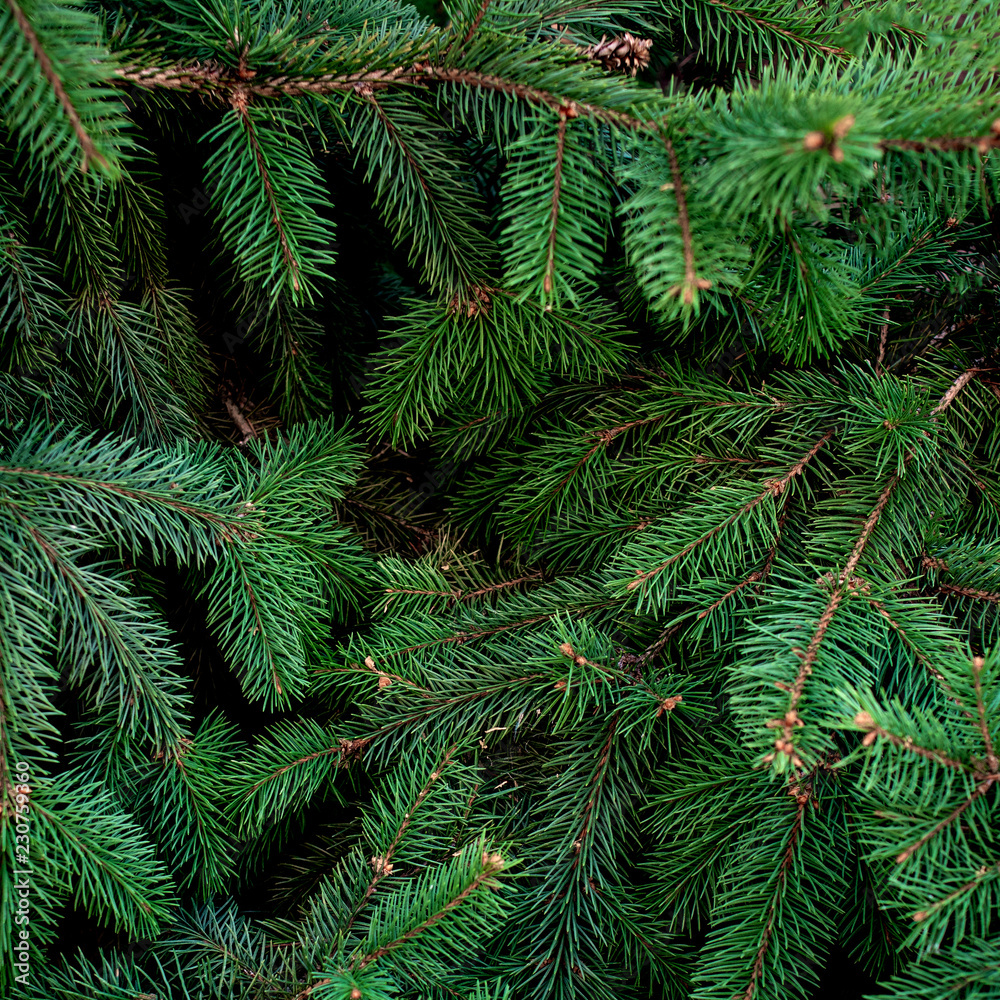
628 429 834 597
891 779 992 866
853 712 970 774
236 104 302 296
353 850 505 970
767 367 984 768
737 793 808 1000
910 862 1000 924
1 0 128 176
543 114 567 299
340 745 459 941
658 129 712 307
702 0 849 59
3 0 108 172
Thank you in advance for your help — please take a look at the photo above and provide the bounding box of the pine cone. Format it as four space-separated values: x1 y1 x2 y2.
587 33 652 76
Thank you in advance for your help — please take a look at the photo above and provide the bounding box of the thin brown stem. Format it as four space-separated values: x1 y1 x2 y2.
971 656 998 775
770 473 899 764
854 715 971 773
876 307 889 377
246 738 364 797
551 417 663 498
912 862 1000 922
696 573 761 621
939 582 1000 603
543 115 568 297
933 366 982 414
115 61 648 130
338 746 458 942
656 128 710 305
222 392 256 444
569 715 619 870
459 570 544 602
881 134 1000 154
460 0 492 46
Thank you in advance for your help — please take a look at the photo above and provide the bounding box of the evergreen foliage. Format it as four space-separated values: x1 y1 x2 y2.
1 0 999 998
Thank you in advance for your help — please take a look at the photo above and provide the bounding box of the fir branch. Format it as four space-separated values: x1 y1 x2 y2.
353 850 505 970
378 601 618 660
552 417 664 498
341 745 458 938
628 429 834 594
738 793 808 1000
703 0 849 59
570 713 619 864
246 738 363 799
1 0 128 177
235 104 301 296
768 471 899 768
932 365 982 414
3 0 108 172
866 598 945 683
911 862 1000 924
892 779 993 865
658 129 712 306
769 366 982 766
853 713 972 774
695 572 761 621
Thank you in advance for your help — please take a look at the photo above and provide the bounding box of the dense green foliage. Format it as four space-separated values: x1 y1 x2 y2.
1 0 999 998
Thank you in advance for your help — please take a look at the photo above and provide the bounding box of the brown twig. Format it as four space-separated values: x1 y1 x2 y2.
656 128 711 305
114 61 648 130
550 417 664 499
933 366 981 414
768 367 983 765
221 392 256 444
938 582 1000 603
876 307 890 377
895 781 992 864
971 656 998 775
880 129 1000 154
912 862 1000 923
768 473 898 766
543 114 569 298
854 713 971 773
460 0 492 47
